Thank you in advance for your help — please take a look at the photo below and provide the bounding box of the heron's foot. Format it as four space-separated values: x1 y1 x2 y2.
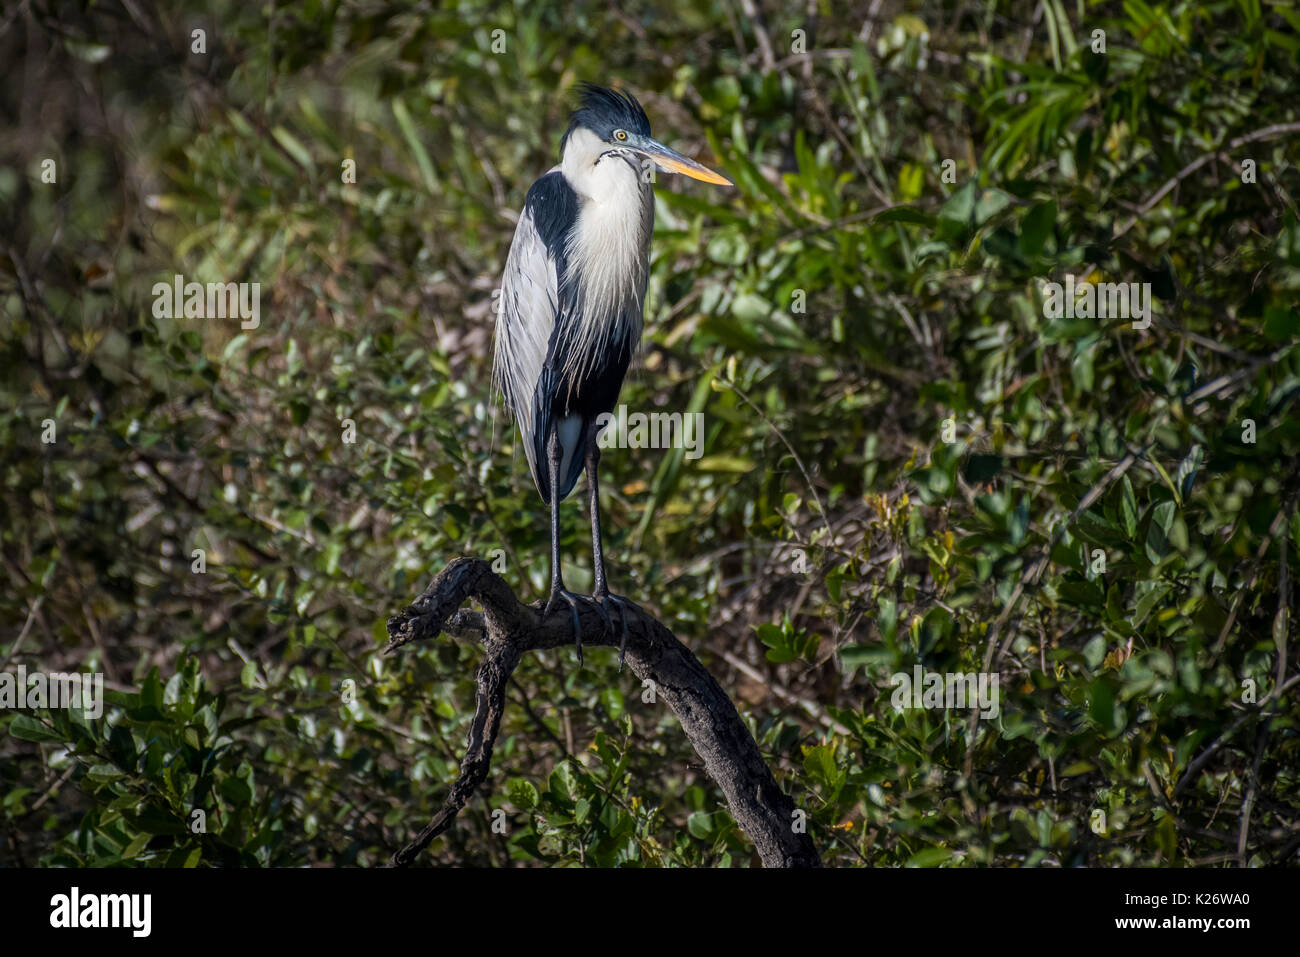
543 587 602 666
593 591 638 670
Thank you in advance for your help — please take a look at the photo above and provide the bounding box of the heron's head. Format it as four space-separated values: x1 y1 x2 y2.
562 82 732 187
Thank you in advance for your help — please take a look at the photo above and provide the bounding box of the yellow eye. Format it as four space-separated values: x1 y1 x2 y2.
614 130 628 141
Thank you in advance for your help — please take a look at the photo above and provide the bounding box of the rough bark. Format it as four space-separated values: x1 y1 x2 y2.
385 557 821 868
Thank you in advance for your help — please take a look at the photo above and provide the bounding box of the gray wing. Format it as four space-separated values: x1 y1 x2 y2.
492 168 576 497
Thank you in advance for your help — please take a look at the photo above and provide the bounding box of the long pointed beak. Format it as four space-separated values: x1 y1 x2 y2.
635 136 733 186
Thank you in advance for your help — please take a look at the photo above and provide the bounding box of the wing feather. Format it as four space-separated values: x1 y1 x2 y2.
492 169 578 501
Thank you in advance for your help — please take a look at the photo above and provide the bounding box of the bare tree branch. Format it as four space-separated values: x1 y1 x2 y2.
384 557 821 868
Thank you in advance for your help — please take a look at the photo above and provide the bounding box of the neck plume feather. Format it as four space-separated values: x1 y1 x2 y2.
557 130 652 400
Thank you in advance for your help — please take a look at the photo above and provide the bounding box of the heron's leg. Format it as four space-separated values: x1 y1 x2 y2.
586 421 610 596
542 426 588 664
585 419 636 669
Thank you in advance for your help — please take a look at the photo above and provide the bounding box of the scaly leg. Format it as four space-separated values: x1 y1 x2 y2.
541 425 592 665
585 418 637 669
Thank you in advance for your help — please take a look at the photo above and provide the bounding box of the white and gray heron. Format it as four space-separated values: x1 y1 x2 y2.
492 83 732 664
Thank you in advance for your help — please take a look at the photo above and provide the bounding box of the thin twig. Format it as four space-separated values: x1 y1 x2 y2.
0 595 45 672
716 376 834 551
1174 673 1300 797
1116 122 1300 237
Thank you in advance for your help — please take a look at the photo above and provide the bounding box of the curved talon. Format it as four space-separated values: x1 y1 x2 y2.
589 595 613 634
594 592 637 670
544 588 589 665
543 589 638 669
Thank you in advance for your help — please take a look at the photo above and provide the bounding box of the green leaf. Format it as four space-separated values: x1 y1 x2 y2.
730 292 772 323
1133 582 1173 626
938 181 976 227
122 832 151 860
507 778 539 810
1088 677 1119 735
906 847 951 867
706 232 749 265
133 805 186 836
757 622 796 663
973 187 1015 227
1174 445 1202 501
8 715 64 743
1020 200 1056 256
687 810 714 839
1145 501 1177 563
875 206 934 226
693 455 755 472
841 644 894 674
548 763 576 804
898 163 924 200
271 125 315 172
220 776 253 806
392 98 437 194
876 597 898 643
1119 475 1138 538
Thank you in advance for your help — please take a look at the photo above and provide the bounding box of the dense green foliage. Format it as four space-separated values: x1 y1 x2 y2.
2 0 1298 867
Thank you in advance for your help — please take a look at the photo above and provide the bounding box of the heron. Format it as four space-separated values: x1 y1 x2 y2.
492 83 732 665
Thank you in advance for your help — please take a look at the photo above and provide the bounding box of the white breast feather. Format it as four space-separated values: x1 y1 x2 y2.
557 129 651 399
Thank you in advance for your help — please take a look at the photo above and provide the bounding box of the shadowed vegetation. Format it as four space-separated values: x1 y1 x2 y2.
2 0 1298 867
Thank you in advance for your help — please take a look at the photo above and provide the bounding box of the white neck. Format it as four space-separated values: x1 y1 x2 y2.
561 127 642 201
553 126 653 391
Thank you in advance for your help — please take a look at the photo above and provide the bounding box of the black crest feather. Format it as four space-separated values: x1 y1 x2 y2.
564 83 651 145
